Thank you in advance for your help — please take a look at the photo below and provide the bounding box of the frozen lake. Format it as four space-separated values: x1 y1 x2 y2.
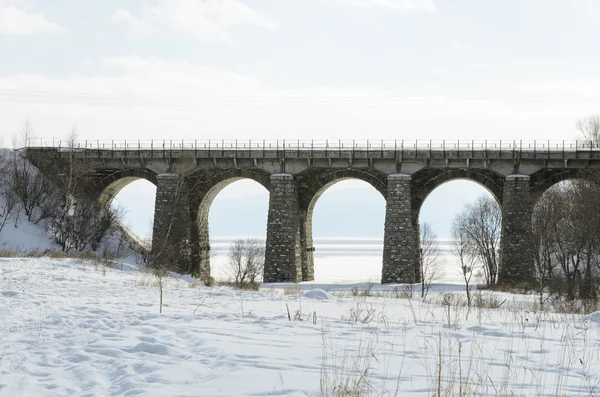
209 237 465 284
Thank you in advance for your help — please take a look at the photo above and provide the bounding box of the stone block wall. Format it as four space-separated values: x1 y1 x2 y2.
498 175 535 284
299 209 315 281
264 174 302 282
382 174 419 283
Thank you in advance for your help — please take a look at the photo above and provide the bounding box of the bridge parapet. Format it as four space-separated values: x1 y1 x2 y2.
23 139 600 161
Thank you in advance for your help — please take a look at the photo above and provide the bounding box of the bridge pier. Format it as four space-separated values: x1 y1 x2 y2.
499 175 535 284
264 174 302 282
190 210 211 282
382 174 419 284
299 209 315 281
151 174 194 274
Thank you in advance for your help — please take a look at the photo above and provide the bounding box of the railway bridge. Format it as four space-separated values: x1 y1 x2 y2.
24 139 600 284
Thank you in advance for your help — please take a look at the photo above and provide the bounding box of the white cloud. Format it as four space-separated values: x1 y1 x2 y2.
0 1 63 36
111 0 276 42
1 56 599 145
325 0 436 11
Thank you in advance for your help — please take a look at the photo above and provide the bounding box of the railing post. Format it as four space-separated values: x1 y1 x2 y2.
325 140 328 157
222 139 224 157
576 140 578 159
562 140 564 158
297 139 300 158
519 140 522 157
429 139 432 158
311 139 313 158
533 140 536 158
443 139 445 157
401 139 404 158
235 139 238 158
548 140 550 157
485 140 487 157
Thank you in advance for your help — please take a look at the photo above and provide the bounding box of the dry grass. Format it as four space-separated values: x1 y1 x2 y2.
217 281 261 291
284 284 303 295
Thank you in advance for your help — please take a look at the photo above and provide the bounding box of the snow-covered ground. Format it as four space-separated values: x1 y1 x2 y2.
2 258 600 396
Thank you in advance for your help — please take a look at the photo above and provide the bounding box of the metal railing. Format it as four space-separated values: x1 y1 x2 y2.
24 138 600 153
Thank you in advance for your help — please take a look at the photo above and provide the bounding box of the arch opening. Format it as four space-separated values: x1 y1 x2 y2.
197 178 269 282
109 178 157 247
307 178 386 283
418 179 501 285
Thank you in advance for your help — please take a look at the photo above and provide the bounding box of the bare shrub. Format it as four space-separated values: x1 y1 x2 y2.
343 296 377 324
226 238 265 286
419 222 444 299
46 199 124 252
6 151 54 224
351 283 374 297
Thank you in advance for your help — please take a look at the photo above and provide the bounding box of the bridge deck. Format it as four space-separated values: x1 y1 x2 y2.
24 138 600 161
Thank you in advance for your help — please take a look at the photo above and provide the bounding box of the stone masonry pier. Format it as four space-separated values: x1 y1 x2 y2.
24 139 600 284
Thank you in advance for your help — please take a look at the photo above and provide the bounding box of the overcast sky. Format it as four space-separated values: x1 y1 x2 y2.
2 0 599 240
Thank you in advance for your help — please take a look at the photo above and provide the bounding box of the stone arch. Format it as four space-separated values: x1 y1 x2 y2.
412 169 504 218
530 169 600 204
295 168 388 281
297 168 387 211
97 169 158 206
190 168 271 280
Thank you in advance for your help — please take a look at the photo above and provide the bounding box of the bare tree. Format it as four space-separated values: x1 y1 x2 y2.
0 184 18 235
531 180 600 300
532 190 558 305
12 118 33 149
154 264 168 314
227 238 265 286
452 218 478 307
6 151 54 223
454 195 501 287
576 115 600 147
420 222 444 299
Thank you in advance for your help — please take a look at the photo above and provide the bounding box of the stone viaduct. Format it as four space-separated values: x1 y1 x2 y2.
24 139 600 285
